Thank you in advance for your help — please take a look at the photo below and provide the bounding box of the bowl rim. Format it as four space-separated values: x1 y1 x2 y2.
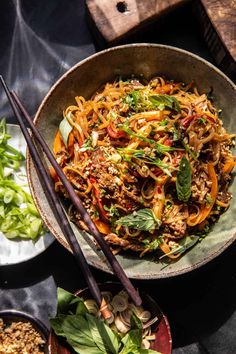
33 44 236 117
27 43 236 279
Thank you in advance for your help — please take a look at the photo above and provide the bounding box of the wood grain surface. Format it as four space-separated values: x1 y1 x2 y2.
201 0 236 61
86 0 188 43
86 0 236 77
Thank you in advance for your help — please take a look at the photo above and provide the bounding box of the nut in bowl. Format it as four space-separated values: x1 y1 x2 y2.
0 310 49 354
48 283 172 354
27 44 236 279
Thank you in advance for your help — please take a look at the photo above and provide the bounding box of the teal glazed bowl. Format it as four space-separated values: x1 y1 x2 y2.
27 44 236 279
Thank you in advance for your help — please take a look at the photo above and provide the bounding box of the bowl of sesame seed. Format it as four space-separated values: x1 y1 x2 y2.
0 310 49 354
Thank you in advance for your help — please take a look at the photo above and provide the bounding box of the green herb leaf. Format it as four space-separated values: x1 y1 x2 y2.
51 306 121 354
81 137 94 151
124 91 141 110
182 141 197 160
176 155 192 202
118 147 172 176
159 119 168 126
159 235 199 259
172 122 180 141
116 208 161 232
142 237 163 250
198 117 206 124
59 116 73 146
86 313 120 354
122 125 174 154
104 205 120 218
149 94 181 112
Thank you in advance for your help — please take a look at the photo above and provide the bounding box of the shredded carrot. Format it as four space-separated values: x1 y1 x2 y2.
223 159 236 174
94 220 111 234
50 166 59 183
53 131 64 154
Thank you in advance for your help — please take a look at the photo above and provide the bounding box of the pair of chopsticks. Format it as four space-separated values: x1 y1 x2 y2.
0 76 142 316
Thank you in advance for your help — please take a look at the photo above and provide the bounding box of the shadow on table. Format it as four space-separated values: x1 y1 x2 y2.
133 240 236 349
1 235 236 349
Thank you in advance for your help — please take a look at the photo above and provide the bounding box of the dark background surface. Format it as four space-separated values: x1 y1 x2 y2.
0 1 236 353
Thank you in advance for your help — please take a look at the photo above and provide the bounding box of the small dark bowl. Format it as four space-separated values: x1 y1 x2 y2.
0 309 49 353
48 282 172 354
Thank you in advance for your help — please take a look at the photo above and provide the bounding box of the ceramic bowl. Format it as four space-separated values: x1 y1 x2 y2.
48 282 172 354
27 44 236 279
0 310 49 353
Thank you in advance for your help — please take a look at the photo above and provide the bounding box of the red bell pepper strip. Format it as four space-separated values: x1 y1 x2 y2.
107 121 127 139
89 177 108 220
181 114 199 129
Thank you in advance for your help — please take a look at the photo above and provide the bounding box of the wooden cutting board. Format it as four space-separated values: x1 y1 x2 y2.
86 0 236 79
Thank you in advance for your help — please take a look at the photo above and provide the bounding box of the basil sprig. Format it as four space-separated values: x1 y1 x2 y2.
176 155 192 202
123 90 181 113
122 125 174 154
116 208 161 232
149 94 181 112
50 288 161 354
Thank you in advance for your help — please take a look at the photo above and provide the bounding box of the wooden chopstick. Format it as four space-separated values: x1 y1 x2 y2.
0 76 142 307
0 76 113 319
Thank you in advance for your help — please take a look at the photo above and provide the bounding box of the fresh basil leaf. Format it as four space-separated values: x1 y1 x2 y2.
120 329 142 354
59 116 73 146
159 235 199 259
116 208 161 232
57 288 87 315
149 94 180 112
130 314 143 331
50 315 68 337
67 340 104 354
61 315 99 348
124 91 141 110
86 313 120 354
176 155 192 202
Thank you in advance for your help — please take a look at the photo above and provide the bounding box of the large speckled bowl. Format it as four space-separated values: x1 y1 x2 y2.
27 44 236 279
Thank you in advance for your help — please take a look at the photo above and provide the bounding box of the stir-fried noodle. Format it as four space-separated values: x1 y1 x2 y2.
52 77 236 259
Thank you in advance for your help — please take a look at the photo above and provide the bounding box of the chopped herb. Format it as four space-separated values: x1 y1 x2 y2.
143 237 163 250
104 205 120 218
172 122 180 141
176 155 192 202
182 141 198 160
81 137 94 151
0 119 44 240
206 195 213 205
124 90 141 110
122 124 175 154
110 111 118 120
118 148 172 176
149 94 181 112
198 117 206 124
116 208 161 232
159 119 168 126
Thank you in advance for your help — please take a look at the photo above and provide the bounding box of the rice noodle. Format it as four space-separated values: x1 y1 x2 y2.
52 77 236 259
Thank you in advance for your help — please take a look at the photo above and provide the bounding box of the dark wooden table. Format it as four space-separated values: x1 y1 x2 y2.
0 1 236 353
